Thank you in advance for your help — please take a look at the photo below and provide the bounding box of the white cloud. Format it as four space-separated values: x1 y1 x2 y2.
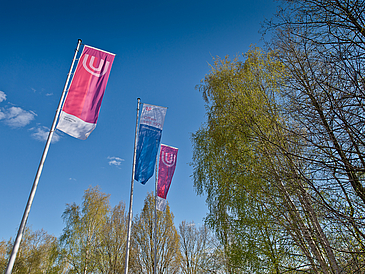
46 93 53 96
2 107 36 127
0 91 6 102
0 92 38 130
108 156 125 167
30 126 61 143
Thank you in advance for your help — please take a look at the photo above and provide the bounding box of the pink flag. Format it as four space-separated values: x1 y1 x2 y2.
57 45 115 140
156 144 178 211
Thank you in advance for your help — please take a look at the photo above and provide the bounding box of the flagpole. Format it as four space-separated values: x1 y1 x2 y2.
124 98 141 274
5 39 82 274
154 144 160 274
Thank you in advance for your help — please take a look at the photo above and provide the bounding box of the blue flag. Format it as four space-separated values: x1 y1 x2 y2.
135 103 167 184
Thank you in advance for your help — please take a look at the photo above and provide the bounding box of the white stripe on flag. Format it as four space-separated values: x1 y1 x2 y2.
156 196 167 211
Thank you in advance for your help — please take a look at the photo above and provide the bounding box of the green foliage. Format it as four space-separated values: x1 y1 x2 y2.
59 186 111 274
96 201 128 274
4 188 218 273
193 0 365 271
192 48 293 273
130 192 181 274
0 228 64 274
58 186 131 274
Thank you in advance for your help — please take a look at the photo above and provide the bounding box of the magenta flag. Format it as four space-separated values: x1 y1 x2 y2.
57 45 115 140
156 144 178 211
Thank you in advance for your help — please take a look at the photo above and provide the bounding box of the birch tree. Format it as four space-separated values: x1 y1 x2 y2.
192 48 341 272
179 221 225 273
95 201 128 274
129 192 181 274
0 228 64 274
266 0 365 271
59 186 110 274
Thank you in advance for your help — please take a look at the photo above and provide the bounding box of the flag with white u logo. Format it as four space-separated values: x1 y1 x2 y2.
57 45 115 140
156 144 178 211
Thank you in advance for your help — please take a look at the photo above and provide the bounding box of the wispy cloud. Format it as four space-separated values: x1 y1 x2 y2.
0 91 37 128
0 91 6 102
0 91 60 143
108 156 125 167
30 126 62 143
46 93 53 96
0 106 36 127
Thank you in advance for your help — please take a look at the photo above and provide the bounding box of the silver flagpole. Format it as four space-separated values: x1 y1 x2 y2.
154 144 160 274
5 39 82 274
124 98 141 274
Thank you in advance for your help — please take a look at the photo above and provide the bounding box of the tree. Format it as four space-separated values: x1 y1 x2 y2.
0 240 6 271
129 192 181 273
179 220 226 274
59 186 110 274
192 48 295 273
266 0 365 271
0 227 64 274
95 201 128 274
192 47 344 273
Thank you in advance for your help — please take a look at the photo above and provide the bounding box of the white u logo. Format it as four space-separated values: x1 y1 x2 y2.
82 54 110 77
162 151 176 167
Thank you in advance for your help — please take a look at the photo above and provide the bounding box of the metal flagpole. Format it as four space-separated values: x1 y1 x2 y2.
154 144 160 274
124 98 141 274
5 39 82 274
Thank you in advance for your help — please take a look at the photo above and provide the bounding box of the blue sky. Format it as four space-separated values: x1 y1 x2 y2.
0 0 278 240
